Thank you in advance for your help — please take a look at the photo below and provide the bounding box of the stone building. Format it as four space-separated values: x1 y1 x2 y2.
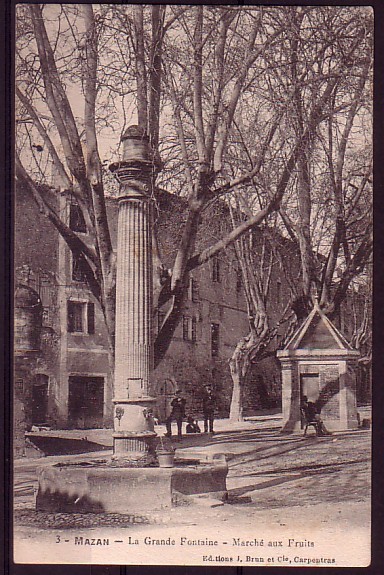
14 182 367 434
15 185 113 432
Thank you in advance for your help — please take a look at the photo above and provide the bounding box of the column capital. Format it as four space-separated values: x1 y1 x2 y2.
109 124 162 192
109 160 154 195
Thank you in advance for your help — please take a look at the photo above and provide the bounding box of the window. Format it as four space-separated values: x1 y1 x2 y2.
183 316 197 342
72 254 88 282
15 379 24 394
188 277 199 302
67 301 95 334
69 203 87 233
211 323 220 357
212 256 221 283
68 301 83 332
32 374 49 425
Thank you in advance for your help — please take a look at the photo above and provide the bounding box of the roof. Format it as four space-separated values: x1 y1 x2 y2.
282 303 354 352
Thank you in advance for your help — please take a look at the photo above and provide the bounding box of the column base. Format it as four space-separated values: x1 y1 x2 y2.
112 431 157 464
113 398 157 433
112 396 158 462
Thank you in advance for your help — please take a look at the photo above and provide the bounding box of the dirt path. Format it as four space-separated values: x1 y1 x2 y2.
13 421 371 566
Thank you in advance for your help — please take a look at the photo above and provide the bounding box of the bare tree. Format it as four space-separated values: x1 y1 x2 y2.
224 6 372 419
15 5 372 406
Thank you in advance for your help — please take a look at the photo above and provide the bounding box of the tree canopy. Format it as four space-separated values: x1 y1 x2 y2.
15 5 373 378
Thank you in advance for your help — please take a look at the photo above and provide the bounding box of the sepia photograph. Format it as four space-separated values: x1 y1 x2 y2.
13 3 373 567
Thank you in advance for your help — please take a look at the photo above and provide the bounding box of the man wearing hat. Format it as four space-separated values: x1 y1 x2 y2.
165 389 186 440
202 384 216 434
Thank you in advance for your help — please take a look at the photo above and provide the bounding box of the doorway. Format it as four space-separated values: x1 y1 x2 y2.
32 374 49 425
68 376 104 429
300 372 320 430
300 373 320 403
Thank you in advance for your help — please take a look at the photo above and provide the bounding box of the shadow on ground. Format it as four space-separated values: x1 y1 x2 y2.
25 435 111 456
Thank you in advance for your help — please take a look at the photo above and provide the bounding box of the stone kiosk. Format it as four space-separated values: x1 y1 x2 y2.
277 304 359 433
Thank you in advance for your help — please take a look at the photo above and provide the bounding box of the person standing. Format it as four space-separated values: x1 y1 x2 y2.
165 389 186 440
202 384 216 434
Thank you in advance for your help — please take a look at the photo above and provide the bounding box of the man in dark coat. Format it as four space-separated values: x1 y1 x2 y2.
165 390 186 440
301 395 331 436
186 416 201 434
202 385 216 433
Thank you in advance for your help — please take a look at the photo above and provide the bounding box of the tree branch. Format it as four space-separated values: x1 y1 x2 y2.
132 5 148 130
326 227 373 319
164 64 194 194
149 4 166 152
16 86 72 190
210 116 280 197
83 5 114 280
193 6 207 165
29 5 91 205
213 21 283 173
16 155 99 271
205 9 234 161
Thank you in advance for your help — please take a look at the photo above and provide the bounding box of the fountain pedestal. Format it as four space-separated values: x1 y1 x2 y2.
35 453 229 515
109 126 160 461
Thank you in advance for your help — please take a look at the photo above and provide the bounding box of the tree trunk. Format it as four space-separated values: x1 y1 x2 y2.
229 349 245 422
133 5 148 130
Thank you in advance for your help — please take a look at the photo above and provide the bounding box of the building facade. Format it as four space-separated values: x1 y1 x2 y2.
15 183 368 436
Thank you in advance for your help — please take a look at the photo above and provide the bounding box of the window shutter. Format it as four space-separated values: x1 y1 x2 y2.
69 203 87 233
182 316 189 340
212 256 221 282
192 279 200 302
72 254 87 282
67 301 74 333
236 269 242 293
211 323 220 357
192 317 197 342
87 302 95 334
276 280 282 304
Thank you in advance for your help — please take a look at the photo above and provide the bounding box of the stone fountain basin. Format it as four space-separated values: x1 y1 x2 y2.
35 452 228 514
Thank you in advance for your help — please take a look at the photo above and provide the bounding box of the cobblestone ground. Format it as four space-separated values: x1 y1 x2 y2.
14 420 371 532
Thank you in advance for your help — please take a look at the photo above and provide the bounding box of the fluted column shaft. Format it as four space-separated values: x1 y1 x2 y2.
111 185 157 460
114 195 153 399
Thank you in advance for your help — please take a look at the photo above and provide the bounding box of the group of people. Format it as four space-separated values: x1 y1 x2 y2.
164 385 331 440
164 385 216 440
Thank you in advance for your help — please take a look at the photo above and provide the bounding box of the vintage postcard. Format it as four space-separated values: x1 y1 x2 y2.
13 3 372 567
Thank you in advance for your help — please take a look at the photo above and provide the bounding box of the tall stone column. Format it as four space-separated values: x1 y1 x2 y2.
110 126 161 461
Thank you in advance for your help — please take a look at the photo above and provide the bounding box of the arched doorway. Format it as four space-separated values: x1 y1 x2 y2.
32 374 49 425
154 379 177 422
